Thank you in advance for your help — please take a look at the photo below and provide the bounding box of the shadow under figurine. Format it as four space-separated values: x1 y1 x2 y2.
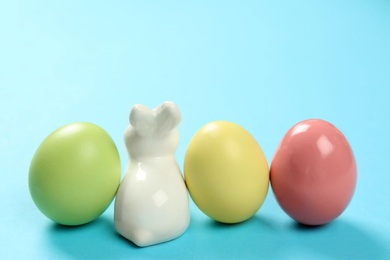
114 101 190 247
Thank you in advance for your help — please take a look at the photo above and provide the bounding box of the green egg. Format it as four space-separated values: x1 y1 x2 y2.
29 122 121 226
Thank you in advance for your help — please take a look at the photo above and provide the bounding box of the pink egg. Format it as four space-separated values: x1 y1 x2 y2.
270 119 357 225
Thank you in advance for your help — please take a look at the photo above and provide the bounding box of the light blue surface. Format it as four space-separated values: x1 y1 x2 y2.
1 0 390 259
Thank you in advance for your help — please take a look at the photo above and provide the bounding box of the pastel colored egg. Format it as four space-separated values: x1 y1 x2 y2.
184 121 269 224
29 122 121 226
270 119 357 225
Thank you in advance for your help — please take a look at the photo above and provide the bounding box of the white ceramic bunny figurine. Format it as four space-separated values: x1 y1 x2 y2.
114 101 190 247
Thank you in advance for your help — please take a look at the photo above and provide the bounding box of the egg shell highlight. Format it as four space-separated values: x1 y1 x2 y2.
29 122 121 226
184 121 269 224
270 119 357 225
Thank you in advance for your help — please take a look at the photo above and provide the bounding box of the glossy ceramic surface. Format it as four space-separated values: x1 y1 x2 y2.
270 119 357 226
184 121 269 223
114 102 190 247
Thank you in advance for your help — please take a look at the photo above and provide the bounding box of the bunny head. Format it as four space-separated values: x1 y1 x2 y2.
124 101 181 159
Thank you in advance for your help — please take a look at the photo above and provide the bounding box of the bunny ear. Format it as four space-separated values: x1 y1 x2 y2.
155 101 181 135
129 104 156 137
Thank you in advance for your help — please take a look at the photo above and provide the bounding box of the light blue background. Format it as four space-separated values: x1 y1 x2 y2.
1 0 389 259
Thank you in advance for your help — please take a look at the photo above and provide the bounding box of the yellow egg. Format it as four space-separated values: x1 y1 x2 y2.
184 121 269 223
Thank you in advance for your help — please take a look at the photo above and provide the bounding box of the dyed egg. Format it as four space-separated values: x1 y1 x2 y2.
270 119 357 225
184 121 269 223
29 122 121 226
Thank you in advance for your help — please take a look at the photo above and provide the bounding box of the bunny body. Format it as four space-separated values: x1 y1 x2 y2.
114 102 190 247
